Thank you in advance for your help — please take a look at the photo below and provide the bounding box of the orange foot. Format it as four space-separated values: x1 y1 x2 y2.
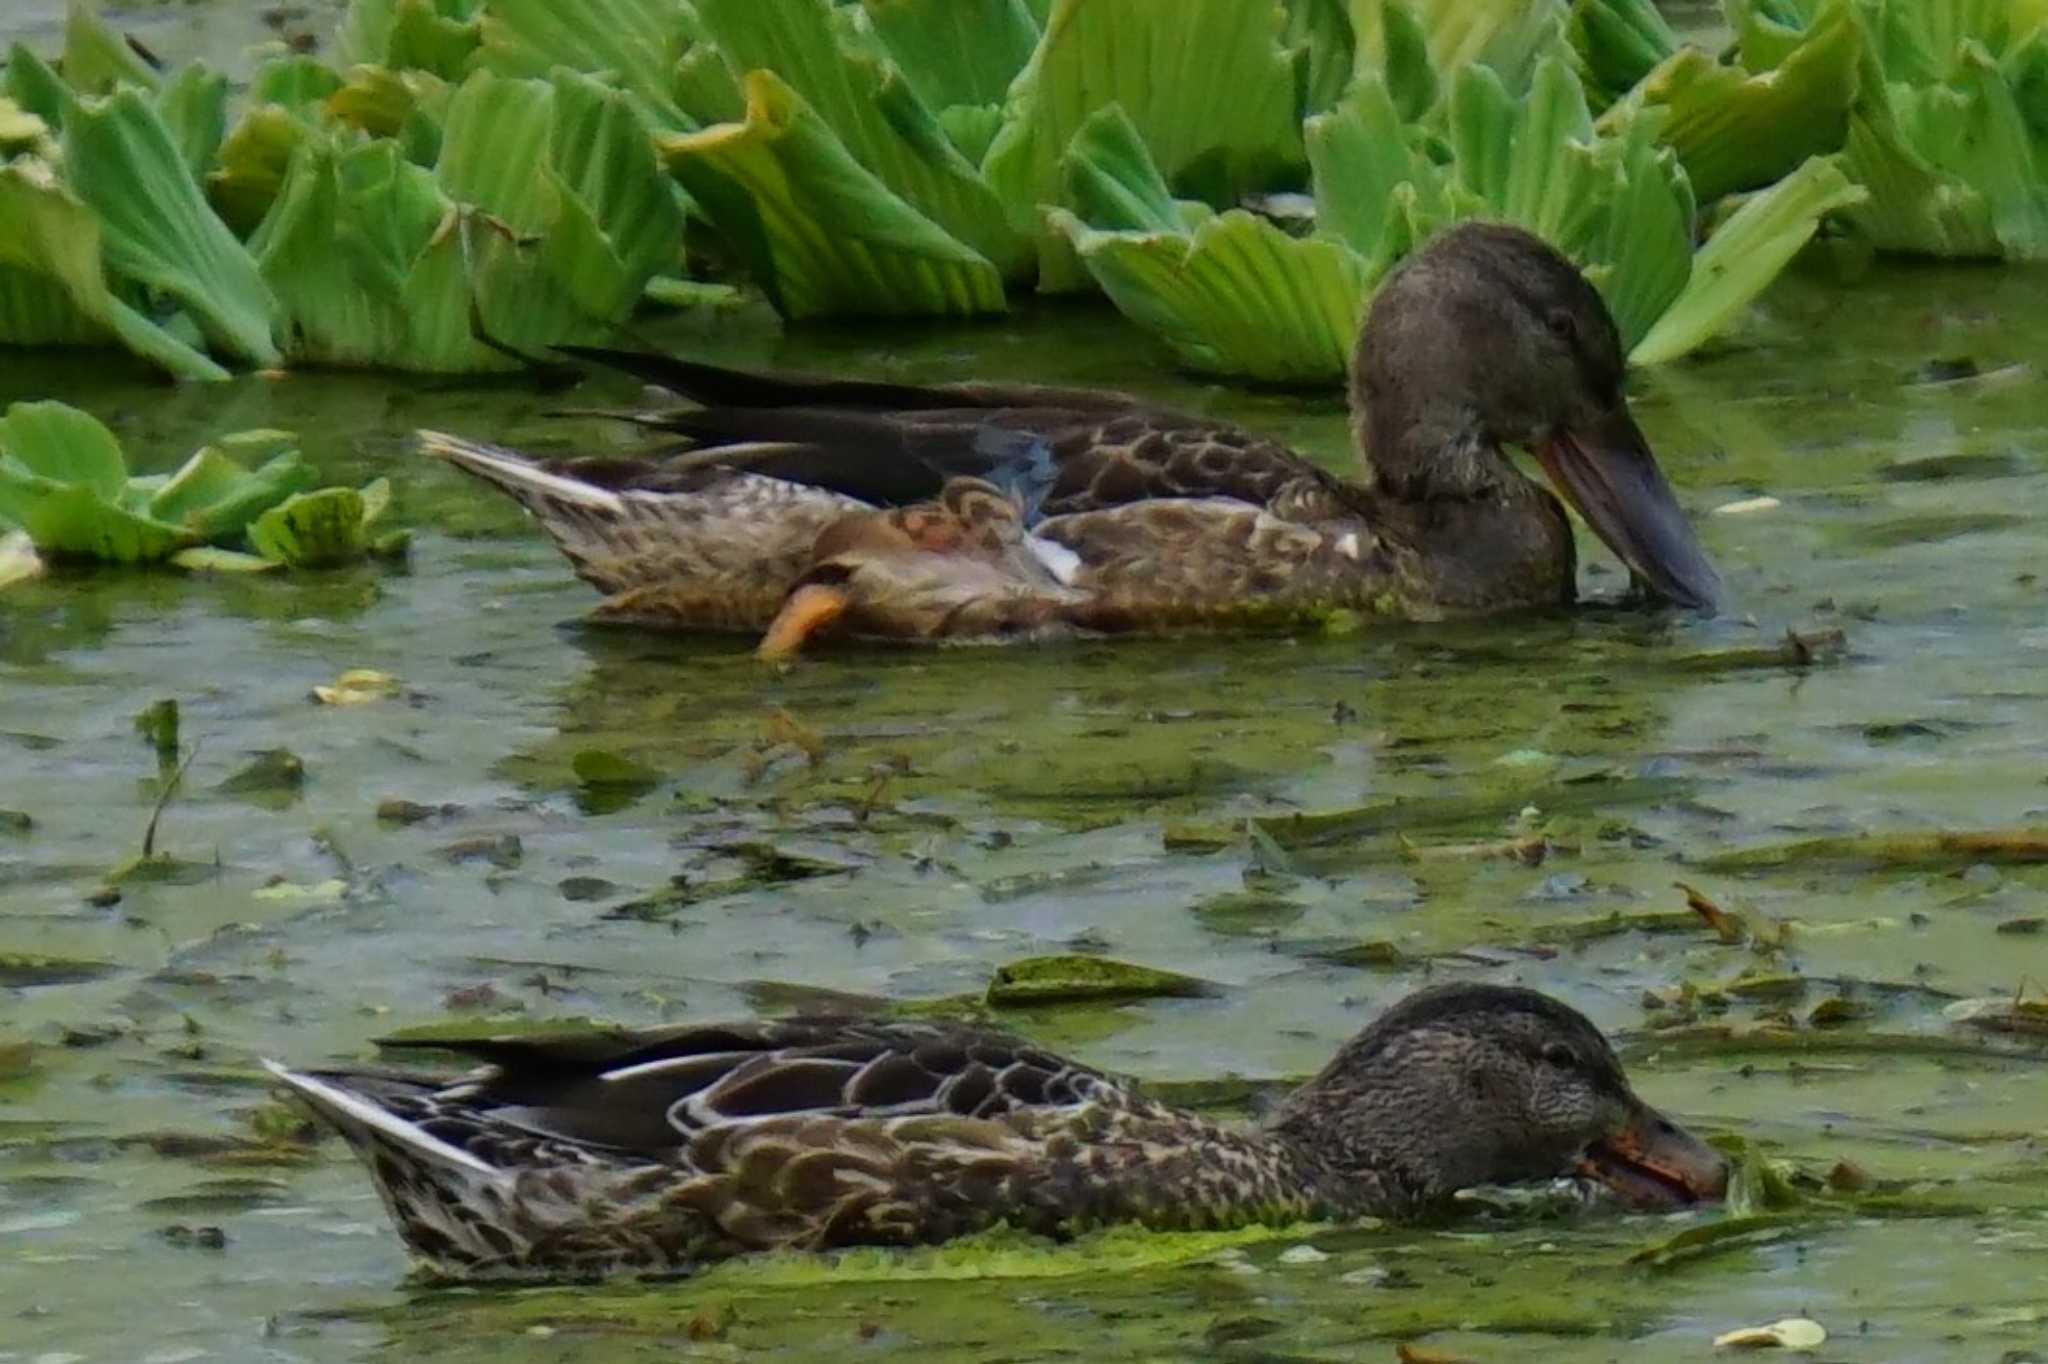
757 582 851 662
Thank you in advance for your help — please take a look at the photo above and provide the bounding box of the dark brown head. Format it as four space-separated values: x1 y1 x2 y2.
1267 982 1727 1211
1353 222 1722 613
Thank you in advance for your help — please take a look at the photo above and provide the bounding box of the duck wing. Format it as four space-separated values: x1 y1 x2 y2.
556 348 1360 523
371 1016 1128 1156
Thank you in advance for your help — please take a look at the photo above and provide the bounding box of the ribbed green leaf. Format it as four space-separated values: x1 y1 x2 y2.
247 485 372 568
1632 155 1867 363
1351 0 1561 95
0 400 125 497
1309 77 1465 265
1061 104 1180 234
1609 0 1862 202
661 70 1004 318
694 0 1028 279
1568 0 1678 107
156 63 229 177
62 88 280 367
475 0 698 128
985 0 1304 291
0 158 228 379
862 0 1039 112
60 3 161 96
1053 207 1373 383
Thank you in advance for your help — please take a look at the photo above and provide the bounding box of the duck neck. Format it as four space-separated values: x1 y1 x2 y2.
1260 1104 1448 1221
1352 356 1508 500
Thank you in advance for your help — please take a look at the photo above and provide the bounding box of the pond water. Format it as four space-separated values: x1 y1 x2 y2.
8 7 2048 1364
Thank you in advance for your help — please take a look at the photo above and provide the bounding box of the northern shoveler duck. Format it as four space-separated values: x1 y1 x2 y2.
420 222 1723 660
267 983 1727 1280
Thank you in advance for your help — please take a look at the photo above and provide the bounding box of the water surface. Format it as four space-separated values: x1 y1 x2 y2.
7 9 2048 1363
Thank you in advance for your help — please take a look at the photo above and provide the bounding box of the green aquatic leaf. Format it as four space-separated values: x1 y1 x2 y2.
662 70 1005 318
693 0 1029 280
0 480 189 563
863 0 1032 165
1607 0 1862 203
1060 104 1182 233
1284 0 1358 116
245 484 377 568
58 2 162 97
156 63 229 178
208 102 312 236
1731 0 2048 259
534 68 687 317
1053 207 1372 383
985 953 1219 1007
387 0 484 78
3 43 76 131
1068 23 1854 379
250 135 453 369
1630 155 1866 364
985 0 1305 290
472 0 696 127
863 0 1040 114
1567 0 1679 108
246 62 683 372
146 441 318 542
0 402 351 565
572 749 661 787
0 157 229 378
1350 0 1563 97
0 97 50 149
61 87 281 367
0 399 125 497
1308 76 1470 266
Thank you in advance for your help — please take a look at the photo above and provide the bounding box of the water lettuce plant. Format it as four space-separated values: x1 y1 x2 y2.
0 400 401 568
1599 0 2048 258
0 4 681 376
2 0 2036 381
1051 31 1865 382
1784 0 2048 259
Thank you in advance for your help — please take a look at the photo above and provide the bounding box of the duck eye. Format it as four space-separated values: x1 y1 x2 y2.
1541 1042 1579 1069
1545 309 1576 342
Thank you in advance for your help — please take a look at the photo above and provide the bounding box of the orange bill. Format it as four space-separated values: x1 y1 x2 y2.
1576 1105 1729 1208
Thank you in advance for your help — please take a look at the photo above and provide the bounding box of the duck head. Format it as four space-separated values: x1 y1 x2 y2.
1267 983 1728 1210
1353 222 1723 614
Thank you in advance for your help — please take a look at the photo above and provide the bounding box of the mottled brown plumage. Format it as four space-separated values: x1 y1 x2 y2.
420 223 1722 656
267 983 1728 1281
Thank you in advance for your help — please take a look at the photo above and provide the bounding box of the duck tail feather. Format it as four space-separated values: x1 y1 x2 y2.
262 1060 506 1184
418 430 625 516
552 347 827 408
553 345 1015 414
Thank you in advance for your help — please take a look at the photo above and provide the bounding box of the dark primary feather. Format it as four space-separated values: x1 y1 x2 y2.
371 1016 1120 1157
552 347 1361 523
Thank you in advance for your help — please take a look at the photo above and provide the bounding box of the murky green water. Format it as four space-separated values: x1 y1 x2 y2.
11 8 2048 1364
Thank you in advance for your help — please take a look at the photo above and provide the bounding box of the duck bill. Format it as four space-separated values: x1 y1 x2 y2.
1532 406 1723 614
1577 1105 1729 1209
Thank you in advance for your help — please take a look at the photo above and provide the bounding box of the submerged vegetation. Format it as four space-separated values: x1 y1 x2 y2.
0 0 2043 380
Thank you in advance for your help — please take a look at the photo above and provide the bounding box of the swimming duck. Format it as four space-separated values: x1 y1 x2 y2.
267 982 1726 1280
420 222 1722 659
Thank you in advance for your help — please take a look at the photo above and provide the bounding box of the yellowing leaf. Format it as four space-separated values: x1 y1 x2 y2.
0 529 43 589
312 668 402 705
1713 1317 1827 1351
